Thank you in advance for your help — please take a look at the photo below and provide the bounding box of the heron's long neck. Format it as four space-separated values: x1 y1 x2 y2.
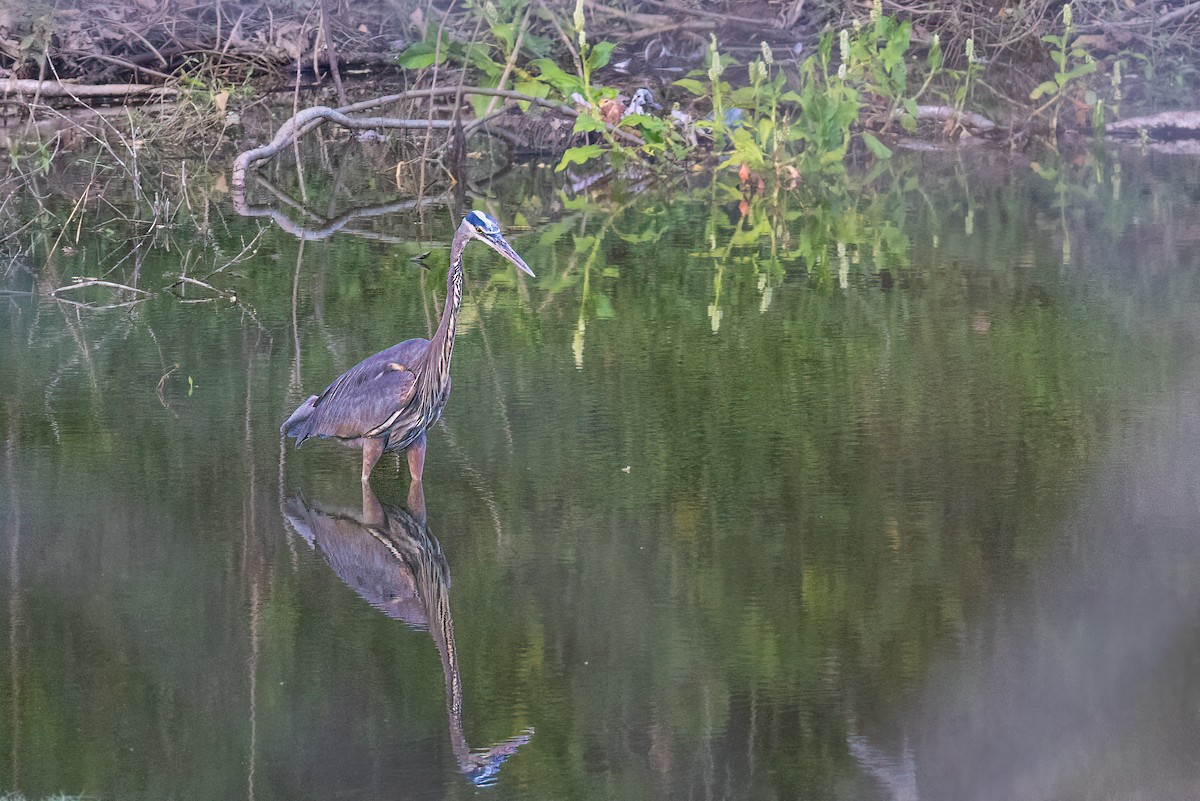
422 227 467 397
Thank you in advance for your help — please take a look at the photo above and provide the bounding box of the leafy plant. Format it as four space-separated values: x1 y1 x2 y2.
674 4 916 177
397 2 554 116
1029 3 1098 134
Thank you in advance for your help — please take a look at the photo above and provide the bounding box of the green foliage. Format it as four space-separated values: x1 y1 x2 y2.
8 136 58 176
1029 3 1099 135
399 1 933 177
676 7 918 179
397 2 554 116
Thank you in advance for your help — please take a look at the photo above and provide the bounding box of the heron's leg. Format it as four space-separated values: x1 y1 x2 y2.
361 480 385 526
361 438 384 485
407 432 427 483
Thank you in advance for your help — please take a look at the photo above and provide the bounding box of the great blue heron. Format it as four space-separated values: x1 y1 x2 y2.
281 210 534 484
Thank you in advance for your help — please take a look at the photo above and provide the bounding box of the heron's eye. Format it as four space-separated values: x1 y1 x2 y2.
475 226 486 235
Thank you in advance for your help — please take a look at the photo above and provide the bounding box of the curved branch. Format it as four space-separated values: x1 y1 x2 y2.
231 86 644 189
232 106 456 187
0 78 176 99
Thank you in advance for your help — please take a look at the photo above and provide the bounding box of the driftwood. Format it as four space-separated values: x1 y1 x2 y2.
1107 110 1200 140
231 86 645 189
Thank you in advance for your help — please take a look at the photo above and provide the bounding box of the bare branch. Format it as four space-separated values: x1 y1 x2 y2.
0 79 176 99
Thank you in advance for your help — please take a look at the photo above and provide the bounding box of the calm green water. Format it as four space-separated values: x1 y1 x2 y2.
3 148 1200 800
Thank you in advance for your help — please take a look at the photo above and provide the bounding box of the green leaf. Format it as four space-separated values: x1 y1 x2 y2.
396 41 446 69
818 145 847 166
470 92 493 118
1029 80 1059 100
861 132 893 160
926 37 943 71
672 78 707 96
728 86 757 107
492 22 517 51
556 144 605 171
523 32 554 58
572 113 606 133
757 118 774 147
586 41 617 71
717 128 765 170
465 44 502 78
1059 61 1097 83
513 80 550 110
530 58 583 95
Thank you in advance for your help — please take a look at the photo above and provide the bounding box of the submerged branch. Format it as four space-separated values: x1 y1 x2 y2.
52 278 152 296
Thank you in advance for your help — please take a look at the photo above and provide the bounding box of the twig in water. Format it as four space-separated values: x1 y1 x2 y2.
157 362 180 410
165 275 229 296
53 278 153 295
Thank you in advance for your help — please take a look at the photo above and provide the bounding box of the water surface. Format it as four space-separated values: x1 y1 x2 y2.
3 148 1200 800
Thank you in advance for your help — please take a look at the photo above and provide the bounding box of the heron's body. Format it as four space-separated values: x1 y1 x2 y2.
282 210 532 484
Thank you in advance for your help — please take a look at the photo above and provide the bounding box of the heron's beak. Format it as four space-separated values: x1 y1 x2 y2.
484 234 536 278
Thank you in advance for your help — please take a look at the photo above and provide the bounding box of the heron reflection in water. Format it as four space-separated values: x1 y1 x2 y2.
281 481 532 785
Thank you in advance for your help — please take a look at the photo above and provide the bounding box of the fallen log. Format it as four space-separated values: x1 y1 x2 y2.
1107 110 1200 139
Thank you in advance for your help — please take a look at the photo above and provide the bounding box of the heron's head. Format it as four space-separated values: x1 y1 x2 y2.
463 210 535 277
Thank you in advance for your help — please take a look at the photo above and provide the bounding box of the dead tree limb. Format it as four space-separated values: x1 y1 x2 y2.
0 79 177 99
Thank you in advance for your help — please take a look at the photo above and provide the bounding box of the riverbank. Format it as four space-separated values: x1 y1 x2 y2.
2 0 1200 188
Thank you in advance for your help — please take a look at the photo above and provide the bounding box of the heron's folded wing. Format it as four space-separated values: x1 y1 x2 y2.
306 356 419 440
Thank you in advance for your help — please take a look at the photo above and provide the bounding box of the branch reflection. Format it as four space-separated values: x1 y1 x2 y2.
281 481 532 786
